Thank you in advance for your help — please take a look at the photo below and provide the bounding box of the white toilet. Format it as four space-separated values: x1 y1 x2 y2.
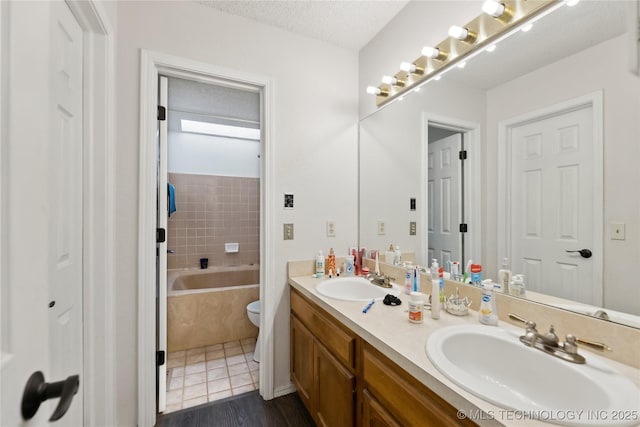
246 300 261 362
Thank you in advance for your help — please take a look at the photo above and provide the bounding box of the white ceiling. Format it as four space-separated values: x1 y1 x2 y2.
196 0 410 50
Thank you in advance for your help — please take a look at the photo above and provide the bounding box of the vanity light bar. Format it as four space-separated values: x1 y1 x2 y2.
368 0 560 107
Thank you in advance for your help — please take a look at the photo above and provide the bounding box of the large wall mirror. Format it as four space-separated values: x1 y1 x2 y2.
359 0 640 328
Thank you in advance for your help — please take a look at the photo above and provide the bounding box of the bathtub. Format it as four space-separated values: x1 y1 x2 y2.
167 265 259 352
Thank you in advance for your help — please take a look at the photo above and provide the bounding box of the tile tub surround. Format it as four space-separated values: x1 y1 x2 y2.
165 338 259 414
167 173 259 270
288 261 640 427
167 285 259 352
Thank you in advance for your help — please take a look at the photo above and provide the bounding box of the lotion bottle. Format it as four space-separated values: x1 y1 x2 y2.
479 282 498 325
498 258 512 294
315 251 325 278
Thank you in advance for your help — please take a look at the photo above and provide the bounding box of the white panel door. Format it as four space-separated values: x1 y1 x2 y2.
510 106 598 304
1 2 84 425
428 134 462 266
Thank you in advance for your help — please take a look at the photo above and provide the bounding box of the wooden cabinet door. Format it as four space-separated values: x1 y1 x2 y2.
315 342 356 427
291 315 315 412
362 390 402 427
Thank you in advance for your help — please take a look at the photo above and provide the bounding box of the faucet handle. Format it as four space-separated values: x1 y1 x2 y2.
508 313 537 331
565 334 612 352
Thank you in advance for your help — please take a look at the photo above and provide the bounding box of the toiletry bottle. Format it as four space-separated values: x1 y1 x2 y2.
404 266 413 295
374 251 380 275
408 292 424 324
327 248 336 277
413 265 421 293
510 274 526 297
438 266 444 303
470 264 482 286
385 244 395 264
345 255 355 276
479 282 499 325
430 259 440 319
498 258 512 294
351 248 360 276
394 245 401 265
315 251 325 278
358 248 366 273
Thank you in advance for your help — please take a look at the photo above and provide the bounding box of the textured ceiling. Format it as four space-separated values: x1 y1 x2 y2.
196 0 410 50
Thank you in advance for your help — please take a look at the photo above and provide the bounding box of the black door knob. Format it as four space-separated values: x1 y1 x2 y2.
21 371 79 421
565 249 592 259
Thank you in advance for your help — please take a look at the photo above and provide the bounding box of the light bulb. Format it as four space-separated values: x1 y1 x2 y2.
400 62 416 73
366 86 381 95
485 44 497 53
482 0 505 18
521 23 533 32
433 75 441 81
566 0 580 6
382 75 396 85
457 61 467 69
422 46 439 58
448 26 468 40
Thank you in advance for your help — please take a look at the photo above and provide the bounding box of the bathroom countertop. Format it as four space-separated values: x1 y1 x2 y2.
288 274 640 427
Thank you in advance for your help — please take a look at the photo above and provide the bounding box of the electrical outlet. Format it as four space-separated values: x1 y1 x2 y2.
377 221 386 235
610 222 625 240
283 223 294 240
326 221 336 237
409 221 417 236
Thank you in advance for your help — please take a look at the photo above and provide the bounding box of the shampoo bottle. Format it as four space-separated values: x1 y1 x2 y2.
315 251 325 278
498 258 512 294
404 266 414 295
479 282 498 325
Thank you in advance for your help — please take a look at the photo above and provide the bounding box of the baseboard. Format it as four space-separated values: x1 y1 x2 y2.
273 382 296 398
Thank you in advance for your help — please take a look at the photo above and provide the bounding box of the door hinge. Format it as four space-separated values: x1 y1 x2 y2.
156 228 166 243
459 150 467 160
156 350 165 366
459 223 468 233
157 106 166 121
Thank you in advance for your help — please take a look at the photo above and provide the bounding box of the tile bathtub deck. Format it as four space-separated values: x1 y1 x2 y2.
164 337 259 414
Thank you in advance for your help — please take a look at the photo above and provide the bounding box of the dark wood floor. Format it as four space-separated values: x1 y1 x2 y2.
156 391 316 427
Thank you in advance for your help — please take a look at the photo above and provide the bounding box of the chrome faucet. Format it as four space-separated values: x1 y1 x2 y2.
366 272 394 288
508 313 611 364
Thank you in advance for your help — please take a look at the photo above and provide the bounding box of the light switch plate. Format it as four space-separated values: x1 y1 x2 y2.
326 221 336 237
610 222 625 240
284 193 294 209
377 221 386 235
409 221 417 236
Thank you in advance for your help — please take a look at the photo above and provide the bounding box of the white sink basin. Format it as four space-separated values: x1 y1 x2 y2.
426 325 640 426
315 277 400 301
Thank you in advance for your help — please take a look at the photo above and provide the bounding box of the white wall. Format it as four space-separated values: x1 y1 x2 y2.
168 131 260 177
485 34 640 314
115 2 358 424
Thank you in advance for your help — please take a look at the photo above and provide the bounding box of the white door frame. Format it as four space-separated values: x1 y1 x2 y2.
497 91 604 296
0 1 116 424
137 50 275 427
422 113 482 268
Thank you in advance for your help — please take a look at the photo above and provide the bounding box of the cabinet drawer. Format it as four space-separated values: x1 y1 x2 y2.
291 289 356 369
363 344 477 427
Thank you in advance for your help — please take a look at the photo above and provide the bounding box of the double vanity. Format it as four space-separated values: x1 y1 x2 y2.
288 260 640 427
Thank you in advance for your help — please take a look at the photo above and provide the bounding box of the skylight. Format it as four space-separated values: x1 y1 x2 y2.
180 119 260 141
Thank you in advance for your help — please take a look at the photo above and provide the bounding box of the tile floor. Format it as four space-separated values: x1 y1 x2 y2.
164 337 259 414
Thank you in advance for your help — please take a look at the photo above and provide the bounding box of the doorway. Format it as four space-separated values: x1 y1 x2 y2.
160 76 262 414
138 50 275 427
424 115 481 274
